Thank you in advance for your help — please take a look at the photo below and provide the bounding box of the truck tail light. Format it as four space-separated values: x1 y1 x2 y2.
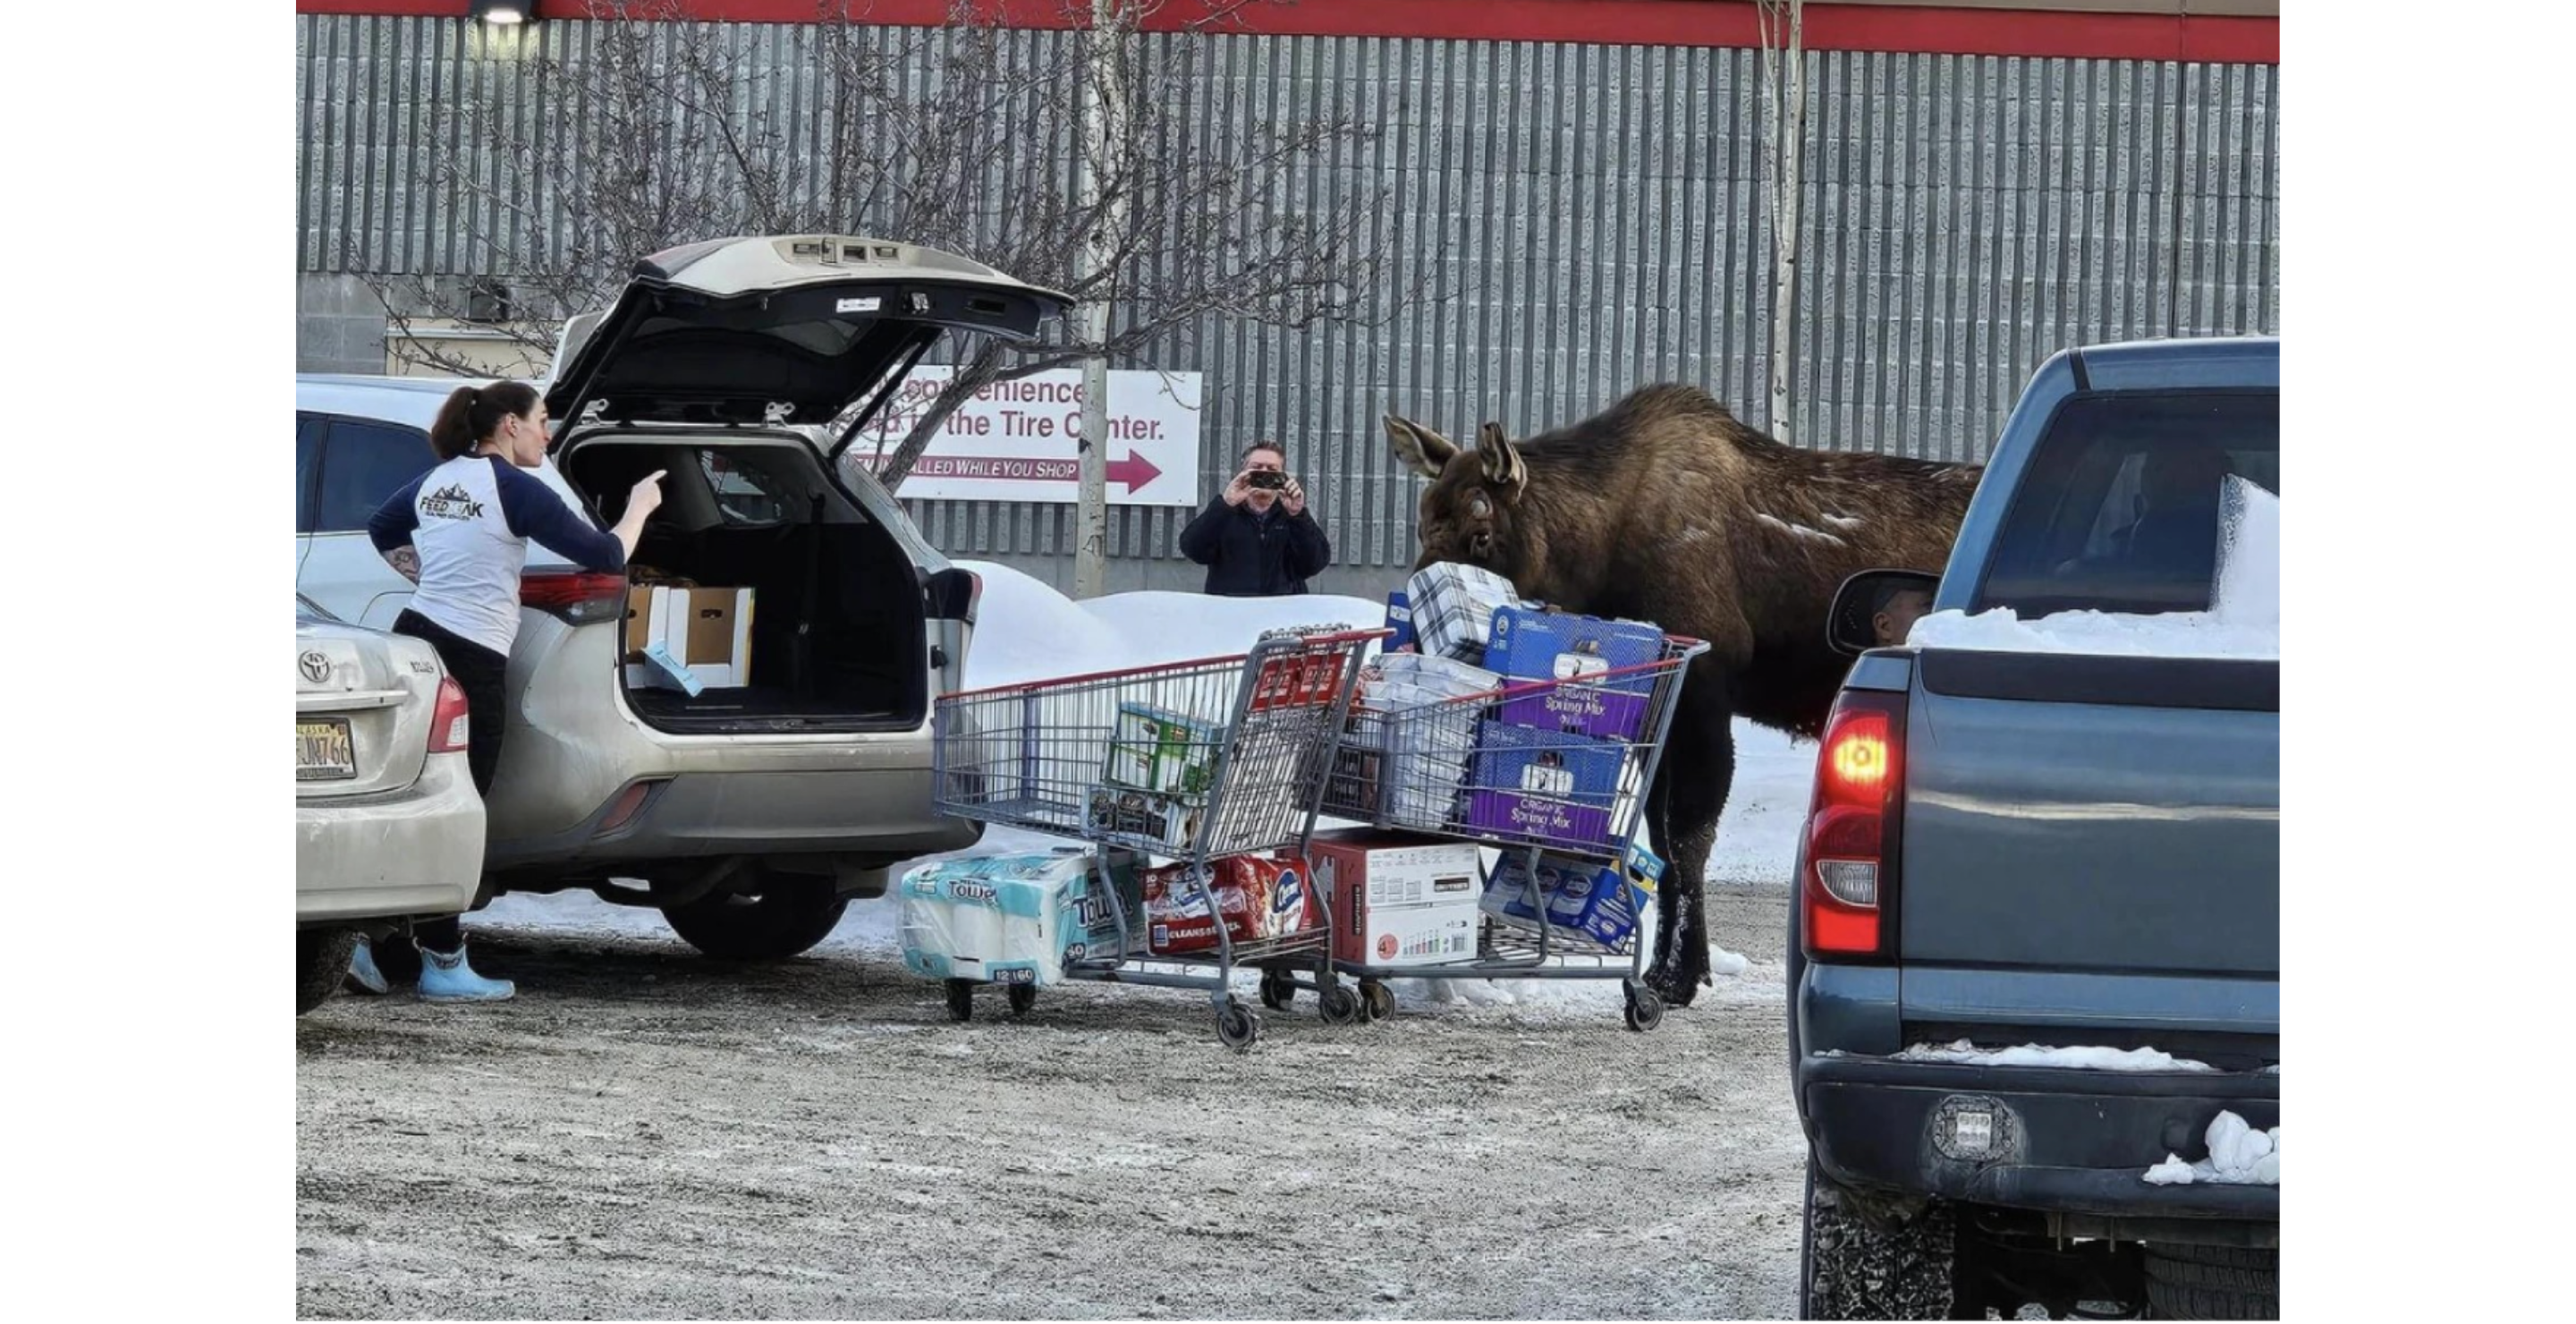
521 571 627 624
428 677 471 754
1801 689 1908 961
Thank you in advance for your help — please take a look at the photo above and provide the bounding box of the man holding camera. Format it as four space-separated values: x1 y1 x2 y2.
1177 440 1333 597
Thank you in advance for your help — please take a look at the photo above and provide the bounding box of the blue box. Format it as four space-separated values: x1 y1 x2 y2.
1384 590 1417 653
1480 851 1657 952
1483 606 1664 741
1461 720 1625 851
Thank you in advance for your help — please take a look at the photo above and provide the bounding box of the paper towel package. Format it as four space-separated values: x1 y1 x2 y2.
898 848 1142 987
1480 850 1657 953
1484 605 1665 741
1140 853 1318 955
1364 652 1501 828
1403 561 1521 665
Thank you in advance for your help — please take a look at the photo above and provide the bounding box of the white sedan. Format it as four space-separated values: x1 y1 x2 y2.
295 595 486 1014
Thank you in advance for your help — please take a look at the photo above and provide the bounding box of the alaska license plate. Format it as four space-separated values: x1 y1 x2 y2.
296 717 356 781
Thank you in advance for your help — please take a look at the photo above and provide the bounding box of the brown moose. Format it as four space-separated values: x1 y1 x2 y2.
1385 383 1981 1005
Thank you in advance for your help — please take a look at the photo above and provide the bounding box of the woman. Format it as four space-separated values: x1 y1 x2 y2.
345 380 664 1002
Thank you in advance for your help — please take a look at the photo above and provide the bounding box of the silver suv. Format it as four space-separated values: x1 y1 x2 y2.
292 234 1071 960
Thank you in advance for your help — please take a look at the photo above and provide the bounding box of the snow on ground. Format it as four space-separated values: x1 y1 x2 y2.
2144 1110 2279 1186
481 566 1815 1015
1893 1040 2217 1072
1910 477 2280 659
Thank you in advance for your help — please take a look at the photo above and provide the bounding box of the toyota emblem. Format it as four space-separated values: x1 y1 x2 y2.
300 650 331 683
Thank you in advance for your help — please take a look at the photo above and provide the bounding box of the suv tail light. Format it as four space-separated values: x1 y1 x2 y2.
428 676 471 753
1800 688 1908 962
521 571 627 624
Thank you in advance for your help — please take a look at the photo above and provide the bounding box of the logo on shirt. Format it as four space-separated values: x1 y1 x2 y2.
419 483 485 522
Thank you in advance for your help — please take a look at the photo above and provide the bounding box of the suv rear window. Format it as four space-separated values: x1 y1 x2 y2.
1974 391 2279 617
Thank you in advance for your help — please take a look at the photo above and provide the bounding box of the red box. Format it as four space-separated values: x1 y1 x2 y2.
1140 854 1318 955
1306 828 1484 968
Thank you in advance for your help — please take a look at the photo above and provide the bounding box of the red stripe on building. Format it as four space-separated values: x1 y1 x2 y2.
293 2 2279 64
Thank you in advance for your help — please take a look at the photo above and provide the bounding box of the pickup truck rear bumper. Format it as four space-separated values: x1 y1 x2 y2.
1801 1054 2278 1226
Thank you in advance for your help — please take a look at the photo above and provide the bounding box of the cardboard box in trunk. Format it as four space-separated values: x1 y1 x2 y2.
626 585 757 692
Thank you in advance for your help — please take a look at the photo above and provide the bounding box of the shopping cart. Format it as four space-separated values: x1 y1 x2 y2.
1318 634 1709 1030
931 626 1385 1049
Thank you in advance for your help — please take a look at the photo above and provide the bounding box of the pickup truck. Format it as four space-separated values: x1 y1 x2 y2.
1790 337 2280 1320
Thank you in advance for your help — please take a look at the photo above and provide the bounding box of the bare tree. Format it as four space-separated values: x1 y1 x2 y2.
372 0 1403 493
1756 0 1807 443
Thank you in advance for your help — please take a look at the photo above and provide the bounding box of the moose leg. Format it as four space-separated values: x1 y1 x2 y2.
1646 706 1737 1008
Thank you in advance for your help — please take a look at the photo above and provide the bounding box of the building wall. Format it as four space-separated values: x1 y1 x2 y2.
295 7 2279 596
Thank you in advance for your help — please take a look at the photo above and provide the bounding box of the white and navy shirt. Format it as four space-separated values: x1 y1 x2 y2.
369 454 626 656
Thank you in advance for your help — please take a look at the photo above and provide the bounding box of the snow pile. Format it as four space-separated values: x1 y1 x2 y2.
1894 1040 2217 1073
1909 477 2280 659
2144 1111 2279 1186
953 560 1388 692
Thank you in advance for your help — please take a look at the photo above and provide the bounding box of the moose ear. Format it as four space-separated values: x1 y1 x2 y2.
1384 415 1457 480
1477 421 1528 497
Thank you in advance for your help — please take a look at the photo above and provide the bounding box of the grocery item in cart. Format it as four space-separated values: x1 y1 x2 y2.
1103 703 1222 799
1383 589 1417 653
897 848 1144 987
1366 652 1502 826
1308 828 1481 967
1087 784 1202 853
1481 850 1657 953
1485 605 1665 741
1461 719 1625 850
1403 561 1521 665
1141 853 1318 955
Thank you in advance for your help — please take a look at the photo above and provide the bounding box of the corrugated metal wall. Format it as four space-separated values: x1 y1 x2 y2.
296 15 2280 570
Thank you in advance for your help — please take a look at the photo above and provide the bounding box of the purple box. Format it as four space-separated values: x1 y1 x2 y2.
1460 720 1624 851
1485 606 1665 741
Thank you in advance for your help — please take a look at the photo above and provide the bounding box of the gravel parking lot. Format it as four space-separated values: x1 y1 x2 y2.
296 882 1805 1320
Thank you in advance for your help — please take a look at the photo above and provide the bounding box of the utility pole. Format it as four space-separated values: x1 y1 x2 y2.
1072 0 1134 599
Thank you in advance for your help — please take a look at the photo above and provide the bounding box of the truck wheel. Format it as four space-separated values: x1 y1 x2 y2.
2143 1243 2277 1320
1799 1158 1954 1320
660 867 850 960
297 928 358 1014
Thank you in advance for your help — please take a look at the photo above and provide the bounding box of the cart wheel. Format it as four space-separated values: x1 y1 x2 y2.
945 979 976 1023
1361 980 1396 1022
1007 983 1038 1016
1258 972 1293 1011
1623 981 1665 1033
1216 999 1261 1052
1319 983 1362 1025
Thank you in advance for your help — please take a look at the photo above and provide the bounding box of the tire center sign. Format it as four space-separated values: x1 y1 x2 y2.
848 367 1202 507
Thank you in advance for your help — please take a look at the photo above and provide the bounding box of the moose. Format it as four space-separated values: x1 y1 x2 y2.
1385 383 1981 1006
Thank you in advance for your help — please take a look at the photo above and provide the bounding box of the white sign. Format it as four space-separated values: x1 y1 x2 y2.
849 367 1203 506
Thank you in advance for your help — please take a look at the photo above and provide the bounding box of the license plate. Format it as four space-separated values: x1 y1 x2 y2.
297 717 356 781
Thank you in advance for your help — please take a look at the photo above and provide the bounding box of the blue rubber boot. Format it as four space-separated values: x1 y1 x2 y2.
344 937 391 996
416 941 516 1002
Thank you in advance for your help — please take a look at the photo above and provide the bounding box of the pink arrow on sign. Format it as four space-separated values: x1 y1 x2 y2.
1106 451 1163 491
908 452 1165 492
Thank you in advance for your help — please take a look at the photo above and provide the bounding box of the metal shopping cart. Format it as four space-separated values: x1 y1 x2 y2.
1318 634 1709 1031
930 626 1385 1049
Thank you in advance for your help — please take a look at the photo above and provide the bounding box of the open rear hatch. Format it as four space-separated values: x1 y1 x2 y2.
542 235 1069 737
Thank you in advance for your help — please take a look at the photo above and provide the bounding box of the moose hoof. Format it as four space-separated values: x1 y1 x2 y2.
1644 969 1702 1010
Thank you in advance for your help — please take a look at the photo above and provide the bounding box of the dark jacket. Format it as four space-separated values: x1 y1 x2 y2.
1176 496 1333 597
